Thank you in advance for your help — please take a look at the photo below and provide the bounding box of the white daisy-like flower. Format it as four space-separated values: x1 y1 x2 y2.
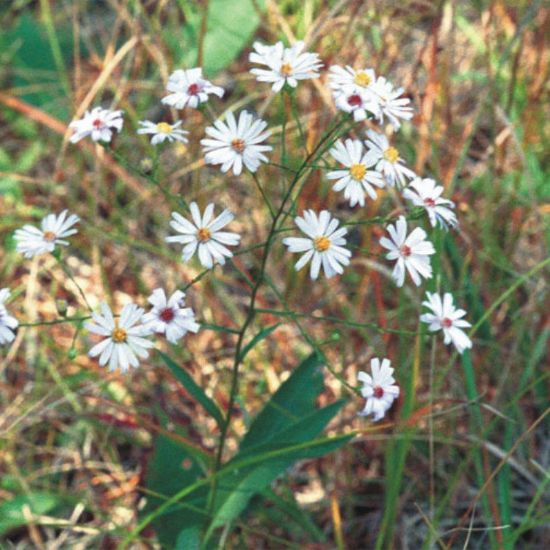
137 120 189 145
166 202 240 269
0 288 18 346
358 357 400 421
327 139 385 207
85 303 154 372
371 76 413 130
329 65 381 122
69 106 123 144
403 178 458 230
334 87 381 122
249 40 323 93
283 210 352 280
420 292 472 354
201 110 271 175
161 68 224 109
364 130 416 187
143 288 200 344
379 216 435 287
328 65 377 94
14 210 80 258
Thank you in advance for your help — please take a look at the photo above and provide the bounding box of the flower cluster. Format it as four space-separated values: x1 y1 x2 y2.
4 39 474 423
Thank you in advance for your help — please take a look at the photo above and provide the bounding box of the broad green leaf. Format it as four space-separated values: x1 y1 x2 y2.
3 14 74 117
240 353 325 451
205 351 349 537
237 401 346 460
143 428 207 548
159 351 224 429
169 0 265 75
128 433 352 549
176 526 201 550
0 493 62 535
238 323 281 361
207 413 350 534
201 0 265 74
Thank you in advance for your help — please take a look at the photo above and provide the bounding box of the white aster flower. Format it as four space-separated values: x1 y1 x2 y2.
403 178 457 230
329 65 381 121
358 357 400 421
137 120 189 145
380 216 435 287
364 130 416 187
283 210 351 280
201 110 271 175
85 303 153 372
249 40 323 93
166 202 240 269
334 87 381 122
14 210 80 258
371 76 413 130
328 65 377 94
161 68 224 109
69 106 123 144
420 292 472 354
327 139 385 207
0 288 18 346
143 288 200 344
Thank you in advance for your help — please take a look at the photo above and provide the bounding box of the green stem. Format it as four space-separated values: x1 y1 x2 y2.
206 115 349 525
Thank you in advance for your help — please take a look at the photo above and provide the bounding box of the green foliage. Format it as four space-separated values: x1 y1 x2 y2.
159 351 225 429
142 353 350 547
170 0 265 75
0 493 62 535
143 425 208 548
1 14 74 117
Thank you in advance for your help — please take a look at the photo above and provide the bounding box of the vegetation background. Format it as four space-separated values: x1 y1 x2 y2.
0 0 548 548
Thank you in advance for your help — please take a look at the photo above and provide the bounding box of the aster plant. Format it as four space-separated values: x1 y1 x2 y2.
5 32 480 550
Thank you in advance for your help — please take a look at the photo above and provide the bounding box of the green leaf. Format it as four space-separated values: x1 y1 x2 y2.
204 354 349 538
207 416 350 535
176 526 201 550
201 0 264 74
169 0 265 75
159 351 224 429
240 353 324 451
143 426 207 548
3 14 75 117
238 323 281 361
236 401 348 462
0 493 62 535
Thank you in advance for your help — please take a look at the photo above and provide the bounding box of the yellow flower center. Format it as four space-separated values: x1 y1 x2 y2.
314 236 331 252
383 146 399 163
43 231 57 242
354 71 371 87
197 227 211 242
349 163 367 181
155 122 173 134
112 327 127 343
231 138 246 153
280 62 293 76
